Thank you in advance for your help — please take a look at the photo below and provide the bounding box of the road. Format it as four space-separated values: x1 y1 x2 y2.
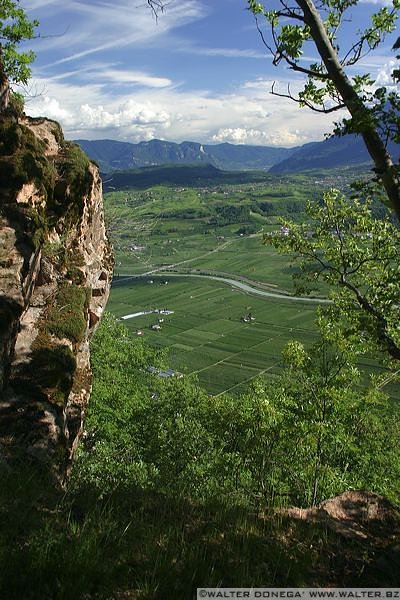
113 228 329 304
114 271 330 304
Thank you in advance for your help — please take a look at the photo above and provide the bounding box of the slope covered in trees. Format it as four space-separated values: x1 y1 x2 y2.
2 313 399 597
75 135 400 174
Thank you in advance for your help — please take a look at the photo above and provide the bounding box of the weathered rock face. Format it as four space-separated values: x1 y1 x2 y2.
0 114 113 477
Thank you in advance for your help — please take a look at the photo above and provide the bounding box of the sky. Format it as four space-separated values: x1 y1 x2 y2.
20 0 399 146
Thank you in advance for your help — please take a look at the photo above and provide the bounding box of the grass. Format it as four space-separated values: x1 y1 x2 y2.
108 276 318 395
1 464 396 600
43 283 90 344
105 176 397 398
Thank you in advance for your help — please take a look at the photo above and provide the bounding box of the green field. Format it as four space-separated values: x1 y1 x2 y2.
105 172 396 398
109 276 318 395
105 179 317 289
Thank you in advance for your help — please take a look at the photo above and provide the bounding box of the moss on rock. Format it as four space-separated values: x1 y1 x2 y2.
41 283 90 344
0 119 57 201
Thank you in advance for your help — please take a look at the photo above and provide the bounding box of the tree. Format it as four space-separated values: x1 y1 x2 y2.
247 0 400 219
0 0 39 112
265 189 400 362
73 313 400 507
274 336 400 506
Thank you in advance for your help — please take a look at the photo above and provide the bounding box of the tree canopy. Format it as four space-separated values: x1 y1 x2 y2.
0 0 38 111
266 189 400 363
247 0 400 218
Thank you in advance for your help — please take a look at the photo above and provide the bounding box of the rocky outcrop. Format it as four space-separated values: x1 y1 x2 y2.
284 490 400 543
0 114 113 478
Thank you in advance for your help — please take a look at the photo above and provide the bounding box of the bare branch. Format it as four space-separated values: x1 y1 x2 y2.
255 15 329 79
146 0 168 19
276 3 305 21
255 17 277 57
341 34 374 67
136 1 169 19
281 54 330 78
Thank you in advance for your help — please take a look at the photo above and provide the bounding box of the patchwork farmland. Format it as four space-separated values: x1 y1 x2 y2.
105 174 397 399
108 276 317 395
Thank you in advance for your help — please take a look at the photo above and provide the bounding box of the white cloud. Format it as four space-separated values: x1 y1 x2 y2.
25 68 342 146
24 0 60 9
212 127 307 146
375 59 399 88
243 77 275 90
35 63 173 89
359 0 394 5
27 88 171 139
92 69 173 89
177 45 269 59
26 96 72 122
29 0 207 65
80 100 171 129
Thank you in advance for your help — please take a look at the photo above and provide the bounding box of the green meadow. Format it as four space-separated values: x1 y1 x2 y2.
105 173 396 398
105 177 319 285
109 276 318 395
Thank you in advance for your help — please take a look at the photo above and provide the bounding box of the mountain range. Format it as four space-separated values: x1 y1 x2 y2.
75 135 400 174
74 138 292 172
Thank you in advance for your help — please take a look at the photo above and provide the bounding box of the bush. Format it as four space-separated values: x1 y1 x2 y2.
72 316 400 508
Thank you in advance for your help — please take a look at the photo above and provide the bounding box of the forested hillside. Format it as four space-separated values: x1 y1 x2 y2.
75 138 294 172
76 135 400 174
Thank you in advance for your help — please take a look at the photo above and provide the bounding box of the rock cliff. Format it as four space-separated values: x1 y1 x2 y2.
0 113 113 478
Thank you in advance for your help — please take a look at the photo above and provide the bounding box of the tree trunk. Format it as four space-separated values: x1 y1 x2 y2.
296 0 400 220
0 49 10 114
0 73 10 113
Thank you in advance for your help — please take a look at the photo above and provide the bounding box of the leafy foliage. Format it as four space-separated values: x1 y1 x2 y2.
0 0 39 86
247 0 399 115
276 338 400 505
247 0 400 218
264 190 400 361
72 313 400 508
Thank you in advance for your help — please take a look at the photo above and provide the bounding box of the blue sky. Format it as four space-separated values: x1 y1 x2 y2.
21 0 399 146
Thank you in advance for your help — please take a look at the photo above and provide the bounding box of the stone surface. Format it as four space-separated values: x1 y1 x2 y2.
0 115 113 479
284 490 400 543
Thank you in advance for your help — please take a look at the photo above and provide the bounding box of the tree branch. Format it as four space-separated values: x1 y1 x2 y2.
339 278 400 360
294 0 400 219
144 0 168 19
271 81 345 113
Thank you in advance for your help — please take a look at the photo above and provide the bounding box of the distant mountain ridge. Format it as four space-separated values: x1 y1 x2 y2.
74 138 294 172
74 135 400 174
269 135 400 173
100 164 274 192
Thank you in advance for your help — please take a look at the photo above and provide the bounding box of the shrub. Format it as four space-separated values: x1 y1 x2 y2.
73 316 400 508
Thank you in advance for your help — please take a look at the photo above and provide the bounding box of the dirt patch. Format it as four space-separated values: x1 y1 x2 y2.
285 491 400 543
